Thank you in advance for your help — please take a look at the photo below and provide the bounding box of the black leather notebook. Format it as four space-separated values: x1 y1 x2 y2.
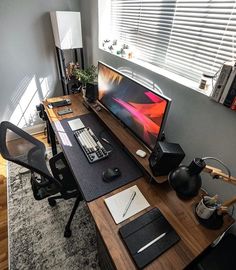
119 208 180 269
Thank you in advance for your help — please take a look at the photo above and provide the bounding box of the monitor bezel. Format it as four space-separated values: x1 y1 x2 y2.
97 61 172 151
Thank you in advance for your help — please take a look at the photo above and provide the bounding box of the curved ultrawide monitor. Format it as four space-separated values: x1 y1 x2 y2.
98 62 171 150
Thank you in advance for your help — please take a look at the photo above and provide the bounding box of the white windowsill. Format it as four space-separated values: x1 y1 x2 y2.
100 48 211 96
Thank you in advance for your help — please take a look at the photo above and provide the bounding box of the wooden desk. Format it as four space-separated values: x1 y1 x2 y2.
43 94 234 270
43 94 89 155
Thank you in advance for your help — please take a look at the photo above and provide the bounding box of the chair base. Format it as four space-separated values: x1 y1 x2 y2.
48 197 57 206
64 195 82 238
64 228 72 238
48 193 82 238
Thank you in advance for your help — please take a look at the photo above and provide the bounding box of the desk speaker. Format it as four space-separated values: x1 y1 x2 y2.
85 82 98 103
149 141 185 176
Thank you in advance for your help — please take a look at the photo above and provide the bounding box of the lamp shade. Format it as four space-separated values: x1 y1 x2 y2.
50 11 83 49
168 158 206 199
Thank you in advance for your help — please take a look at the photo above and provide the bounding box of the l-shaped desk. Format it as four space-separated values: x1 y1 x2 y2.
43 93 234 270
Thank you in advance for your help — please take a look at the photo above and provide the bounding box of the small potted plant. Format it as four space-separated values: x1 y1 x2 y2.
73 65 98 102
73 65 98 88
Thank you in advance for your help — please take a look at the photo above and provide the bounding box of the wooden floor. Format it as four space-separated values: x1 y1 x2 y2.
0 133 48 270
0 153 7 270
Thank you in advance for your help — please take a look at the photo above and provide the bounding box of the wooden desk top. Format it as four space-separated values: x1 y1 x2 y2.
43 94 234 270
43 93 89 122
88 179 233 270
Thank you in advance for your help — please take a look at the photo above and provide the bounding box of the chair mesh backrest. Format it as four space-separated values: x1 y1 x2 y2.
0 121 54 181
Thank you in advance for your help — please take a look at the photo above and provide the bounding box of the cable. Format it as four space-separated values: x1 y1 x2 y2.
231 205 235 217
202 157 231 178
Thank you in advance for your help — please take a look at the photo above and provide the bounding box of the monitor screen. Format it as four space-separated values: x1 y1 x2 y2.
98 62 171 150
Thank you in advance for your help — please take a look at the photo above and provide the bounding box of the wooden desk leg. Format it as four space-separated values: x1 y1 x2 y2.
96 229 116 270
47 121 57 156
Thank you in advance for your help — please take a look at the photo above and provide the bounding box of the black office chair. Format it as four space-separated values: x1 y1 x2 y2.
0 121 83 238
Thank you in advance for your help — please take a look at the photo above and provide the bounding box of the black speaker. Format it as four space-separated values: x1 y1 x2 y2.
149 141 185 176
85 82 98 103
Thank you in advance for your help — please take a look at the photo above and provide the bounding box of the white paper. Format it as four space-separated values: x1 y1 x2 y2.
68 118 85 131
104 185 150 224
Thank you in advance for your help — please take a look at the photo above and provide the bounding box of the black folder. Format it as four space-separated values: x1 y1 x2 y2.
119 208 180 269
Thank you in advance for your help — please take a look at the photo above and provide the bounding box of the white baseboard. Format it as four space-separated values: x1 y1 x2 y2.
24 123 46 135
6 123 46 141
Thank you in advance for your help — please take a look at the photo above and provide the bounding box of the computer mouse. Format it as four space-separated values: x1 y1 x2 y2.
102 167 121 182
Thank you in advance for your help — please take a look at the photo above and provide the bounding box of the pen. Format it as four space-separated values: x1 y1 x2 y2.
122 191 136 217
137 232 166 254
101 137 110 144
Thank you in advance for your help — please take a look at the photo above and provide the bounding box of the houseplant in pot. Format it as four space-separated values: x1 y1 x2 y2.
73 65 98 100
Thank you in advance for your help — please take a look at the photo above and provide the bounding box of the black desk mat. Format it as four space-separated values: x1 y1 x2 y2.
119 208 180 269
55 114 143 202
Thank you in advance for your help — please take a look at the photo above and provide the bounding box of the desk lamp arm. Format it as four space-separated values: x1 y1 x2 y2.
204 164 236 208
204 165 236 185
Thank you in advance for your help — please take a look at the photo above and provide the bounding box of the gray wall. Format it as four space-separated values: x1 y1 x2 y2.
0 0 80 128
79 0 236 207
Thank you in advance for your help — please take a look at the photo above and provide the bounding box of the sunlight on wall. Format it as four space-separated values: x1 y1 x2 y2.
9 105 23 127
6 74 54 129
40 77 50 98
10 76 40 128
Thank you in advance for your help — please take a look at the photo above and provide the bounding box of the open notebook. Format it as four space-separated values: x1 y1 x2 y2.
104 185 150 224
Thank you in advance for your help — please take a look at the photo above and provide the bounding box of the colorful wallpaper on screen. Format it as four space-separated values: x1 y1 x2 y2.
98 64 168 149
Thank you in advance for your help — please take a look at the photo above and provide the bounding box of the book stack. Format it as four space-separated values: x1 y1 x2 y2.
210 61 236 110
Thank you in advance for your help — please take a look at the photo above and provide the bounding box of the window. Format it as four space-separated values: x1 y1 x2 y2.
99 0 236 90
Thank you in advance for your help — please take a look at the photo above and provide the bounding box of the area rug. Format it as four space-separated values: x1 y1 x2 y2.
7 159 100 269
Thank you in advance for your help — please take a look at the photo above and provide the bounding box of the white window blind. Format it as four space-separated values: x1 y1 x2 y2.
111 0 236 83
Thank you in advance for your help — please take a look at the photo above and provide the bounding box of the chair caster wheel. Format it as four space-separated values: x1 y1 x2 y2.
48 198 56 207
64 228 72 238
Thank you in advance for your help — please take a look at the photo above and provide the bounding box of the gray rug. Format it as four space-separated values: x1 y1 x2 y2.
8 160 100 270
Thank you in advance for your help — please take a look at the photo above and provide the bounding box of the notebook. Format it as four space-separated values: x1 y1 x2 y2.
119 208 180 269
104 185 150 224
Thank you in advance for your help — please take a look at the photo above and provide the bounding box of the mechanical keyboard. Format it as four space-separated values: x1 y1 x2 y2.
74 127 109 163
